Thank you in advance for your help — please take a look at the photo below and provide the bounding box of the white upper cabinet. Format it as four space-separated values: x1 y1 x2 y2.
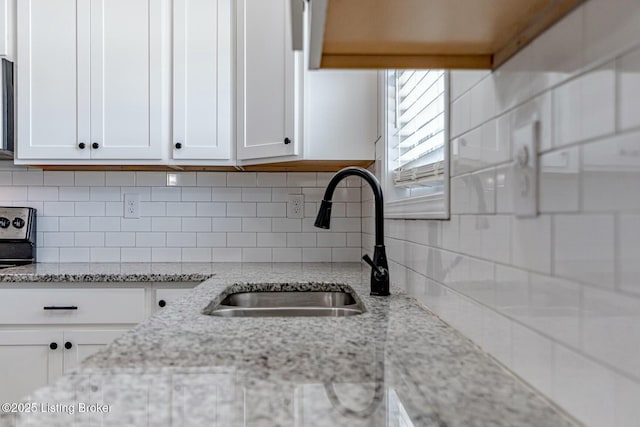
17 0 90 160
89 0 164 160
0 0 15 59
236 0 300 161
172 0 232 162
16 0 167 162
304 70 379 160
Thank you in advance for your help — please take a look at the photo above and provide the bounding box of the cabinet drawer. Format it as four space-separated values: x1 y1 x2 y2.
0 289 145 325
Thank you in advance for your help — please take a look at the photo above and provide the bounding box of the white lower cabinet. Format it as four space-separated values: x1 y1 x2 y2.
0 283 198 402
0 330 63 402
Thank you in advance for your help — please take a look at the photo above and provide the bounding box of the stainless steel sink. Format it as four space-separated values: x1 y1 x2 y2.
204 290 365 317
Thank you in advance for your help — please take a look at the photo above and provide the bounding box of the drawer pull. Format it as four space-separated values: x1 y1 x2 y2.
43 306 78 311
49 343 58 350
64 342 73 350
158 300 166 308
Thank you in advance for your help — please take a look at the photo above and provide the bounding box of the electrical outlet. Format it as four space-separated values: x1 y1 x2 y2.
512 121 539 218
124 193 140 219
287 194 304 219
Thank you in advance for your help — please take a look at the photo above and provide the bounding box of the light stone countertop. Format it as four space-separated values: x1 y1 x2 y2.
0 262 217 283
0 263 579 427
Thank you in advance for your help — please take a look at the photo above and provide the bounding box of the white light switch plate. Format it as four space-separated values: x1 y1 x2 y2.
512 122 539 218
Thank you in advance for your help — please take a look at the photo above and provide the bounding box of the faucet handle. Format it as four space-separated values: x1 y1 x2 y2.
362 254 387 279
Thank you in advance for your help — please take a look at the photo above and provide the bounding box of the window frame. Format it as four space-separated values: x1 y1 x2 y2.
382 70 451 220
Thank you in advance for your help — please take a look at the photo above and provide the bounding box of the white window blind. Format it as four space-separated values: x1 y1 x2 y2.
389 69 446 187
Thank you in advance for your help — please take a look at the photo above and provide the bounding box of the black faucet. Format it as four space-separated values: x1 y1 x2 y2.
314 167 390 296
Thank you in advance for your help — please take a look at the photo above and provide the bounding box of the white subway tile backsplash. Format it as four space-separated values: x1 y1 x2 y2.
273 248 302 263
60 217 90 232
166 232 197 248
167 202 195 217
152 248 177 262
618 214 640 295
257 233 286 248
302 248 331 262
554 214 615 287
90 217 121 232
182 218 212 232
59 247 90 262
211 218 242 232
27 187 58 201
512 324 553 396
75 202 105 217
43 171 74 186
182 187 212 202
242 248 272 262
74 172 105 187
196 202 226 217
12 171 43 186
552 344 616 427
121 248 151 263
90 247 120 262
182 248 211 262
227 232 257 248
257 173 287 187
74 232 105 247
196 233 226 248
151 187 181 202
90 187 120 201
211 187 242 202
136 172 166 187
136 232 166 247
257 203 286 218
242 188 271 202
617 47 640 132
511 216 552 274
227 172 256 187
212 248 241 262
539 148 580 213
227 202 256 217
196 172 226 187
105 172 135 187
242 218 271 232
105 232 135 247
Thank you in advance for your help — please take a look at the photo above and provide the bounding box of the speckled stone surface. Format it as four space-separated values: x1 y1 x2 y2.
0 262 215 283
0 263 579 427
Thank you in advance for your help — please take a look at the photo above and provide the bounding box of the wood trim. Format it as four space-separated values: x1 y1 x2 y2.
320 54 492 70
313 0 587 71
241 160 374 172
28 161 374 173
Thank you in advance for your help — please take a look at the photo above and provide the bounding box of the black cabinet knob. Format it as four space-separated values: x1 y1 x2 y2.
284 137 291 145
174 142 182 150
78 142 86 149
64 342 73 350
158 300 166 308
92 142 100 149
50 343 58 350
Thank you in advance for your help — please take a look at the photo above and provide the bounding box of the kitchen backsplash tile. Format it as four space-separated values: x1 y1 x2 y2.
0 167 362 263
362 3 640 426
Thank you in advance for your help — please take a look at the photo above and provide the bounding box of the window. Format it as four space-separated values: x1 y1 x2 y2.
384 69 449 219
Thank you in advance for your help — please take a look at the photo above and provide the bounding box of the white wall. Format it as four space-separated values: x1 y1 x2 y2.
363 1 640 425
0 165 362 263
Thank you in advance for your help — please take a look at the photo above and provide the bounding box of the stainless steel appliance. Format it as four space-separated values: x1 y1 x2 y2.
0 207 37 269
0 58 14 160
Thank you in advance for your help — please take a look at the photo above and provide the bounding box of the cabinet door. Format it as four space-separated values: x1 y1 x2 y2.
16 0 91 160
0 330 63 402
237 0 300 160
89 0 165 160
0 0 15 60
172 0 232 161
62 329 128 374
305 71 379 160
